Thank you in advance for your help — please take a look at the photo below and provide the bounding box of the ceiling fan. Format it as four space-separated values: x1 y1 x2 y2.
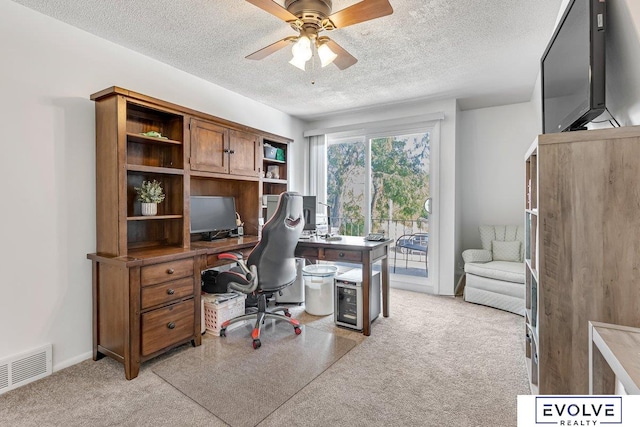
245 0 393 71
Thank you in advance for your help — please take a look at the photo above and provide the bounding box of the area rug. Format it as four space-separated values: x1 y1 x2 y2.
153 323 357 427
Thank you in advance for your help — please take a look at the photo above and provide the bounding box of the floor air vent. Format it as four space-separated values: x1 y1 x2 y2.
0 344 52 395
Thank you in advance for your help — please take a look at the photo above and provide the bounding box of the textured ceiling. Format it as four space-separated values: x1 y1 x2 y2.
11 0 563 120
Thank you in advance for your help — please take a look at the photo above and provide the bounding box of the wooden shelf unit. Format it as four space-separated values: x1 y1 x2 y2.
261 137 289 215
88 87 292 379
523 126 640 394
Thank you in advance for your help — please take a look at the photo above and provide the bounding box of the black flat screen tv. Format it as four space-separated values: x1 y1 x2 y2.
541 0 606 134
190 196 237 238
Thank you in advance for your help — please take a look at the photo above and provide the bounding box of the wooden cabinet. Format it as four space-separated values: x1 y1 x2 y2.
190 119 228 174
229 129 261 177
524 126 640 394
190 119 261 178
88 250 203 380
88 87 292 379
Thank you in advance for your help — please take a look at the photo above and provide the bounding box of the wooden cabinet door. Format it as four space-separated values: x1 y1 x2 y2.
190 119 229 173
229 130 261 177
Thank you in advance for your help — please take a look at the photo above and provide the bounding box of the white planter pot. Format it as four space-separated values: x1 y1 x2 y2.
141 202 158 216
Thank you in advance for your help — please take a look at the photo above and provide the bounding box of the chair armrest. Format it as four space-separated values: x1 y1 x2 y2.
226 265 258 294
219 252 251 276
218 252 258 293
462 249 492 264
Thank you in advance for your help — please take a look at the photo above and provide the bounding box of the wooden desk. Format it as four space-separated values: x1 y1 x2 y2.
192 235 260 267
193 235 392 337
295 236 391 336
589 321 640 395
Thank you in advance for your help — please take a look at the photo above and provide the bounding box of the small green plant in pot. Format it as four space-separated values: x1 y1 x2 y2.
134 180 165 216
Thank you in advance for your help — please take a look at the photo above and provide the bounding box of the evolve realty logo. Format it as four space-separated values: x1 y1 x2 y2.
535 397 622 426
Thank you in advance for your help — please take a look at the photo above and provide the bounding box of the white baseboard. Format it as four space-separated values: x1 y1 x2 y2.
390 280 433 294
53 351 92 373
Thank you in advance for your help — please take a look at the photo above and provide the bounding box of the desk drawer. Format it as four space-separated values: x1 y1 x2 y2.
141 258 194 286
324 249 362 263
295 247 319 259
141 299 194 356
141 277 194 310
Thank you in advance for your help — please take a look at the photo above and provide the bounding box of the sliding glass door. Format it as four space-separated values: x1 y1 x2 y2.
327 136 366 235
326 129 434 290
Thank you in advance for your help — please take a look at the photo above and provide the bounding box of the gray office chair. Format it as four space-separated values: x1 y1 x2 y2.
217 192 305 349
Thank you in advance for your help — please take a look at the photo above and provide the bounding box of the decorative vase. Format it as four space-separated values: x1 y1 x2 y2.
141 202 157 216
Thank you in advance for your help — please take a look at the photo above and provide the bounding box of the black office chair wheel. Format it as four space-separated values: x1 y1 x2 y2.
220 329 226 337
252 339 261 349
294 326 301 335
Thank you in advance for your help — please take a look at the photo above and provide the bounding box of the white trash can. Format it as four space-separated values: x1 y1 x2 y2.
303 264 338 316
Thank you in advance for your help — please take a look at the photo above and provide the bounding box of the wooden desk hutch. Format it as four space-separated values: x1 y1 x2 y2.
87 87 291 379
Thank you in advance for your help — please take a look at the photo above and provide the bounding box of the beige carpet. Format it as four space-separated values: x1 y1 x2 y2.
0 290 529 426
152 323 356 427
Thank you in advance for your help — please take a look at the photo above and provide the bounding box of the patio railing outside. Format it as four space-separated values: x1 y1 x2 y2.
329 216 429 277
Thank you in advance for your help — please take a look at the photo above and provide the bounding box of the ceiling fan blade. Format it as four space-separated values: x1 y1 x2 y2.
245 0 299 22
326 0 393 29
325 39 357 70
246 37 296 60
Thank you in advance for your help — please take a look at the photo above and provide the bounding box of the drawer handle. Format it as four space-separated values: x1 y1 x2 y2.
167 268 175 275
339 252 345 258
167 322 176 330
167 288 175 295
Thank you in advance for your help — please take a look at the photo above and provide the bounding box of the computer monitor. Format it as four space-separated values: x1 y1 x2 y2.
302 196 316 231
265 195 280 223
265 194 316 231
190 196 237 239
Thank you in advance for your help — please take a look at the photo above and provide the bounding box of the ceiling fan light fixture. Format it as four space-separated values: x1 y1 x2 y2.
317 42 337 67
289 55 308 71
291 36 312 60
289 35 312 70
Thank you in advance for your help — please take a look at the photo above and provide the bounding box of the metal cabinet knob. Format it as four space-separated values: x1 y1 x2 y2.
167 268 174 274
167 322 175 330
167 288 175 295
339 252 345 258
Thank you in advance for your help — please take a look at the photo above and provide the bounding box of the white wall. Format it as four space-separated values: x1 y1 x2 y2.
306 98 460 296
457 0 640 255
458 102 539 252
0 0 304 370
604 0 640 126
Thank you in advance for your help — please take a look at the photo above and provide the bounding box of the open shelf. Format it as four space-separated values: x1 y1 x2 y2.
126 132 182 146
262 178 287 185
261 138 289 213
127 214 183 221
126 101 184 142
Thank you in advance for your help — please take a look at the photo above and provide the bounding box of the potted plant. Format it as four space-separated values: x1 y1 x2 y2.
134 180 165 216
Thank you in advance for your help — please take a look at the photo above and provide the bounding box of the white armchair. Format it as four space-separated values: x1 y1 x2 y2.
462 225 525 315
